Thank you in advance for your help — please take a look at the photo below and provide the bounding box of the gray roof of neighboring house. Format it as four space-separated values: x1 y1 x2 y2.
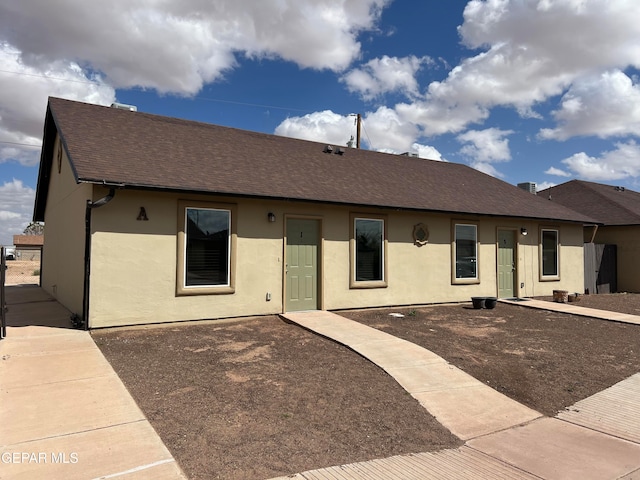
35 97 596 224
538 180 640 226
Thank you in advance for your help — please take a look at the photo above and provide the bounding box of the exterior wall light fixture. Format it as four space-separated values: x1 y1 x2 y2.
520 227 528 236
268 212 276 223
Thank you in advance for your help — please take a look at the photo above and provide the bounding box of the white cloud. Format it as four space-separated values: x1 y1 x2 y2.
470 161 504 178
0 0 389 94
539 70 640 140
374 143 446 160
410 143 447 161
536 181 557 191
0 43 115 166
395 0 640 137
545 166 572 177
274 108 445 159
0 179 35 246
275 111 357 146
561 141 640 181
460 0 640 70
341 55 432 100
457 128 514 163
0 211 21 221
395 90 489 137
359 106 419 152
278 0 640 148
275 107 419 152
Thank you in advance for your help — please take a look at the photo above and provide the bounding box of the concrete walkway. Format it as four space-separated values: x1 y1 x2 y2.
278 308 640 480
0 285 186 480
500 297 640 325
282 311 542 441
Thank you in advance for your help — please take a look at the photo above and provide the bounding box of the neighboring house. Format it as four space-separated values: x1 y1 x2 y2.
13 235 44 261
539 180 640 293
34 97 595 328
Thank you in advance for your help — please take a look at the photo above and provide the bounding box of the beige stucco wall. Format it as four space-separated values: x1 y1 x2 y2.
325 213 584 309
86 189 585 327
88 190 287 327
40 135 92 315
517 221 585 297
593 226 640 292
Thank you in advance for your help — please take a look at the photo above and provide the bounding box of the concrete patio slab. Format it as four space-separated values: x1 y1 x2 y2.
557 372 640 444
1 373 145 446
619 467 640 480
0 329 94 355
468 417 640 480
268 446 540 479
412 384 542 441
3 283 51 303
1 346 114 389
1 421 182 480
0 285 186 479
4 301 73 329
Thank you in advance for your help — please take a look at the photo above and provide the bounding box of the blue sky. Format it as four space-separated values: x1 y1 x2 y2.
1 0 640 246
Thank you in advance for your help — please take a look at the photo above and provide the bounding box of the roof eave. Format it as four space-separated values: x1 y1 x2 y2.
78 177 596 225
33 103 56 222
34 99 83 221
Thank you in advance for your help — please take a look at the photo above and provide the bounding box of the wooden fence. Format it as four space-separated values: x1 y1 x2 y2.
584 243 617 294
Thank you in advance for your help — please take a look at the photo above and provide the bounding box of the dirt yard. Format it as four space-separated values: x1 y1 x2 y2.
343 294 640 417
93 294 640 480
3 260 40 285
93 318 461 480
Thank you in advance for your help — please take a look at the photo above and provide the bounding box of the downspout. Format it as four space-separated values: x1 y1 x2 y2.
588 224 599 244
82 188 116 330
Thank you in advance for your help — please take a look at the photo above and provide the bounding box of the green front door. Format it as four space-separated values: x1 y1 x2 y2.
498 230 516 298
286 219 319 311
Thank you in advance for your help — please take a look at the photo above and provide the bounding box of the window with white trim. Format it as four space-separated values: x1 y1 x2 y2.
177 201 235 295
350 214 387 288
541 228 559 279
454 223 478 282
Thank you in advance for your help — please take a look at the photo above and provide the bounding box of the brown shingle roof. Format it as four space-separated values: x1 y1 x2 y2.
539 180 640 226
35 97 596 224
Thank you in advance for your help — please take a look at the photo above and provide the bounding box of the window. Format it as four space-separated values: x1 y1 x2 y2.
453 223 478 282
350 215 387 288
177 201 236 295
541 228 559 279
